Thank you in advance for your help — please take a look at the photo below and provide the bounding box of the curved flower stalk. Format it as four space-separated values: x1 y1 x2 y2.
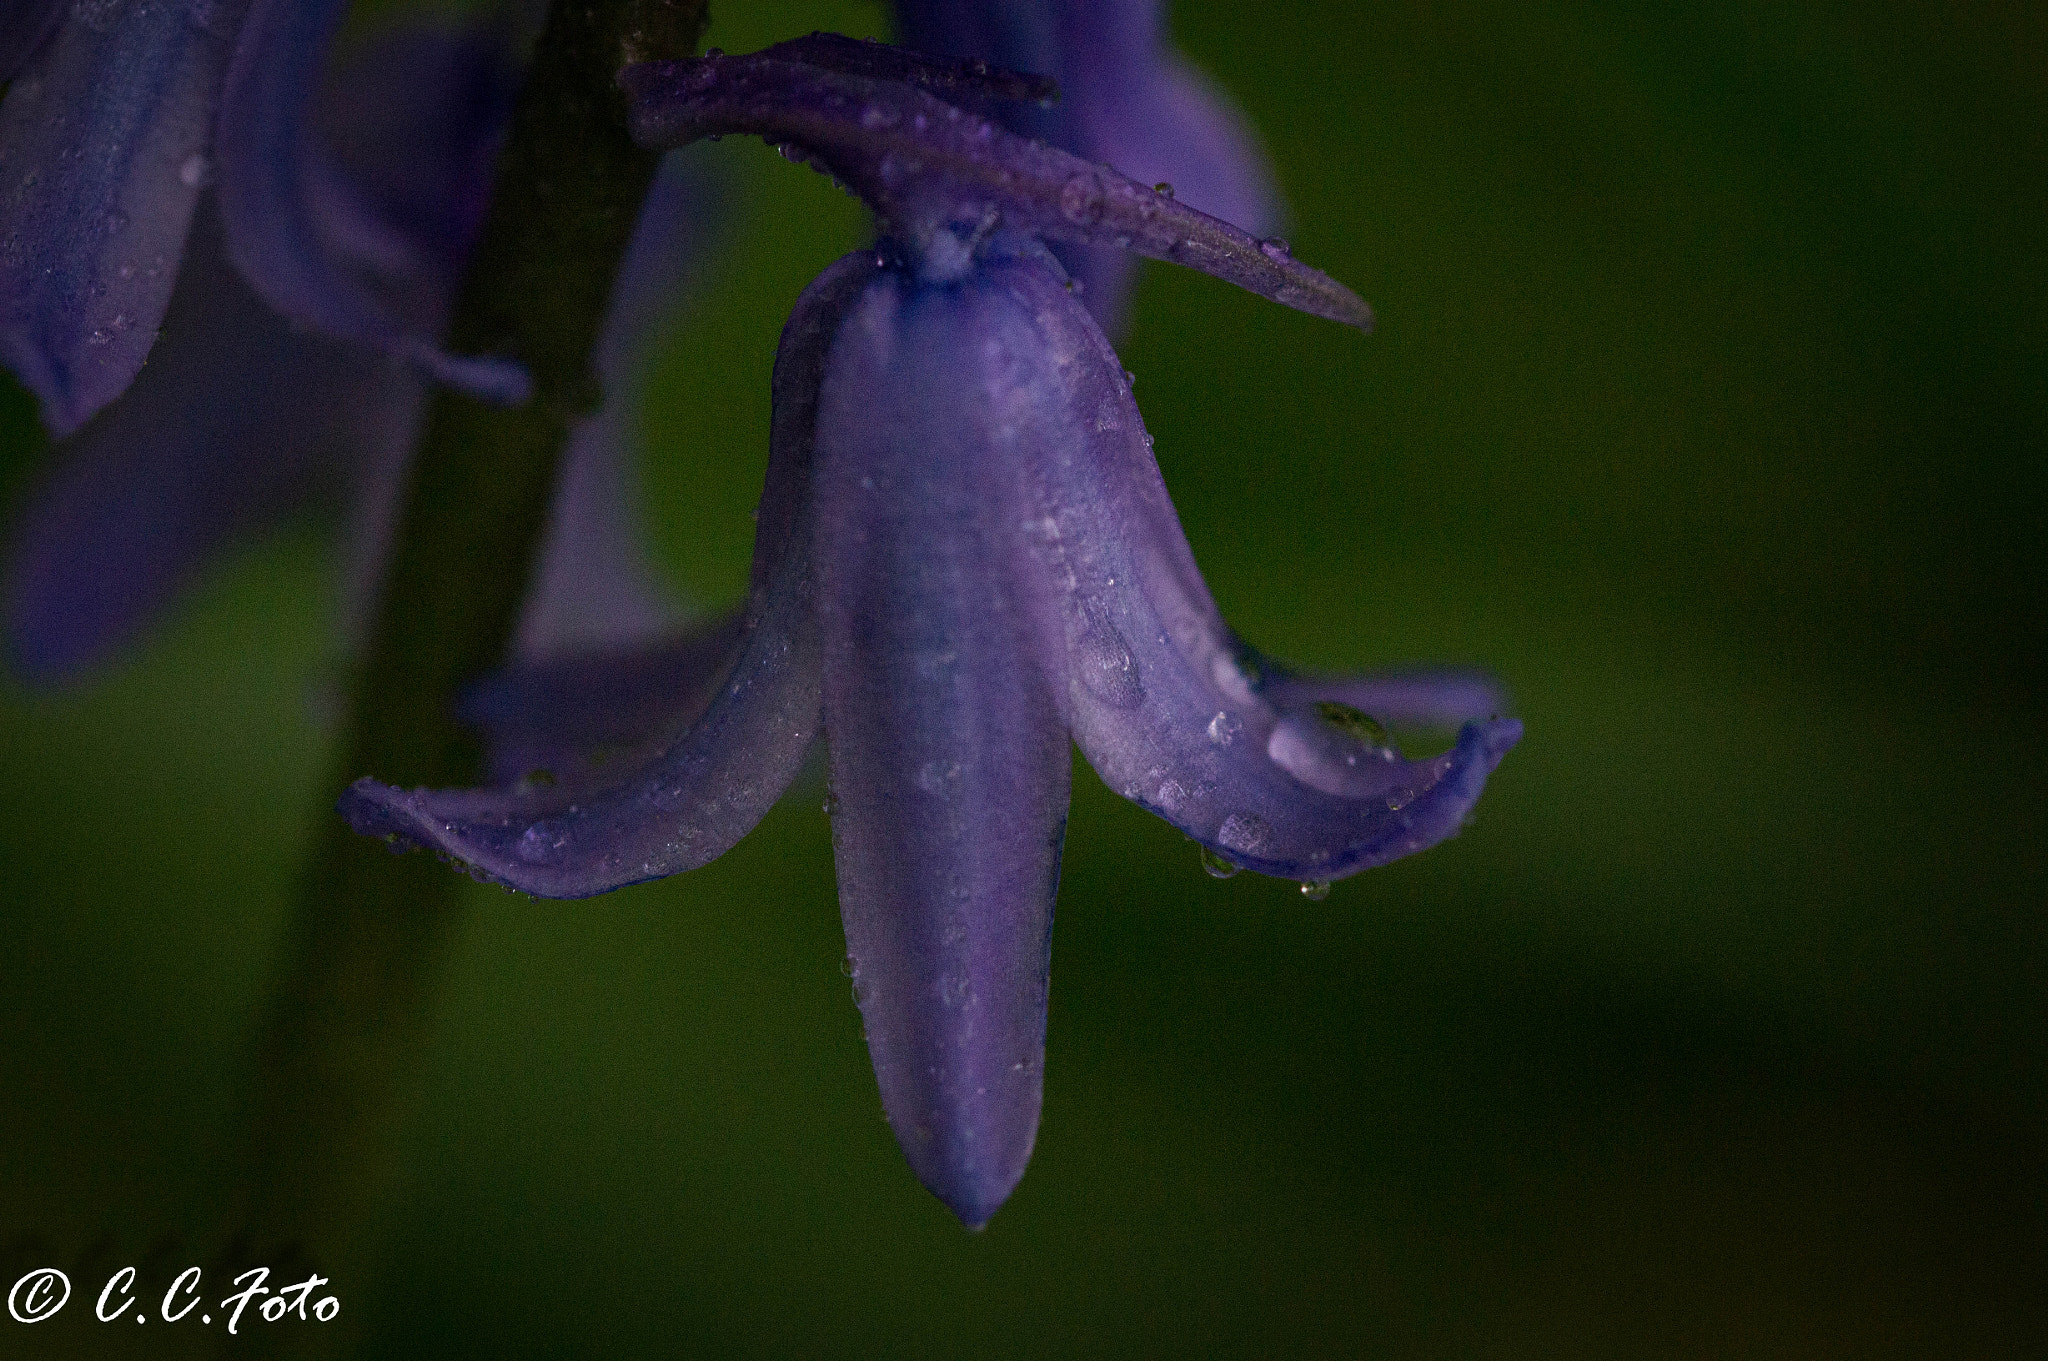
1 23 699 682
892 0 1279 334
0 0 529 437
342 39 1520 1228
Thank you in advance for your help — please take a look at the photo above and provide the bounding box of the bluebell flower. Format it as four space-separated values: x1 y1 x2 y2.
1 19 697 680
892 0 1279 334
341 38 1522 1227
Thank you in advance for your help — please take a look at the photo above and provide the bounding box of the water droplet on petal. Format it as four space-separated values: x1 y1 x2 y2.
1260 236 1293 260
517 820 568 864
1072 610 1143 708
1300 879 1332 902
1216 812 1275 857
1060 174 1104 225
178 153 210 188
1200 845 1240 879
1154 181 1175 198
1206 711 1241 747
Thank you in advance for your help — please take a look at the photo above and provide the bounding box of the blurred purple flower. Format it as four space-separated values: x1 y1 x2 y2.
892 0 1279 333
1 20 696 681
0 0 528 437
341 39 1521 1227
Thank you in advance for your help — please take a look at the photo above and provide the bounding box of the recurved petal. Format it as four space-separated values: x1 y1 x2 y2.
216 0 528 402
815 265 1069 1228
997 258 1519 881
621 43 1371 331
337 251 883 896
1257 666 1511 733
0 0 255 434
2 201 406 682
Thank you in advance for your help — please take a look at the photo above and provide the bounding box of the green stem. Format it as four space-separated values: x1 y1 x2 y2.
224 0 706 1271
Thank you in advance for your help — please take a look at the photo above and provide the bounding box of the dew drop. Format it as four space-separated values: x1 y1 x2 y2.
517 820 568 864
860 103 898 130
704 46 724 57
178 153 210 188
1072 611 1143 708
1259 236 1293 260
1206 711 1241 747
1300 879 1332 902
1154 181 1175 198
1216 811 1274 856
1059 174 1104 224
1200 845 1240 879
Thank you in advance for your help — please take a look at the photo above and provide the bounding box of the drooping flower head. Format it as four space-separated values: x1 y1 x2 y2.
342 38 1521 1228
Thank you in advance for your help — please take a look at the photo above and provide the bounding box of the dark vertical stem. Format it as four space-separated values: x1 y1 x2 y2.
224 0 706 1276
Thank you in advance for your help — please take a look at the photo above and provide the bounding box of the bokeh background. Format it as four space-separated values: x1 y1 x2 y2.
3 0 2044 1354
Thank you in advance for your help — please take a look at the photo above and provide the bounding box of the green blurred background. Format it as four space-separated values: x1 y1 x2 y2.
3 0 2044 1354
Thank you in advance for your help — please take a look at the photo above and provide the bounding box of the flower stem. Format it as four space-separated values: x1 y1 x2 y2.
223 0 706 1274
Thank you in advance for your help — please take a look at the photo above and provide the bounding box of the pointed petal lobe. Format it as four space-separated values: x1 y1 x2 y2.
816 265 1069 1227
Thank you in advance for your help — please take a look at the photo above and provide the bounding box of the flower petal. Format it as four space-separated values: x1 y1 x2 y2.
621 41 1371 331
2 201 409 682
0 0 64 83
815 263 1070 1227
0 0 255 433
891 2 1281 333
337 251 884 896
995 256 1519 880
1257 666 1511 733
216 0 529 402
